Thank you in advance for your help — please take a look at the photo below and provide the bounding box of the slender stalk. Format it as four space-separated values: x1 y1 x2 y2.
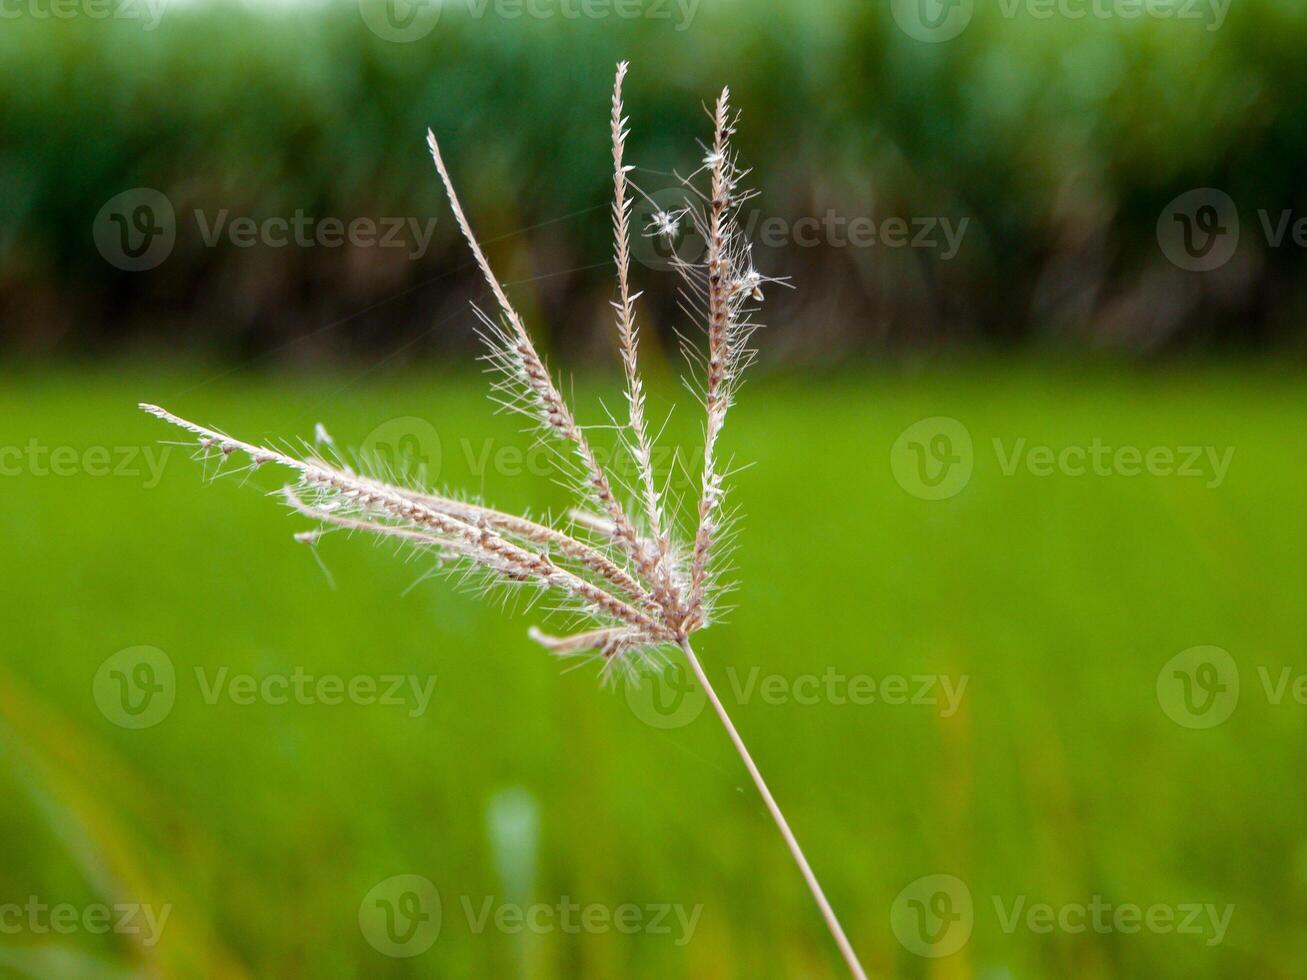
679 638 867 980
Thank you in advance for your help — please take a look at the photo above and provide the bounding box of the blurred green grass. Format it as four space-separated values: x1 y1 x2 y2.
0 363 1303 978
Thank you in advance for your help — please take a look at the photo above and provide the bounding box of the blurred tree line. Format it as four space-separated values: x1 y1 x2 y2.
2 0 1307 365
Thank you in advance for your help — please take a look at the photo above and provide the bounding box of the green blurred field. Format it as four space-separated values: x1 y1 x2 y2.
0 364 1303 978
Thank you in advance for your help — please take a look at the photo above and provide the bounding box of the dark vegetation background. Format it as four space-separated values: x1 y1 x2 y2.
4 0 1307 365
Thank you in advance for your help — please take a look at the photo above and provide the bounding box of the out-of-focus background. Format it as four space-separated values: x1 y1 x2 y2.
2 1 1305 977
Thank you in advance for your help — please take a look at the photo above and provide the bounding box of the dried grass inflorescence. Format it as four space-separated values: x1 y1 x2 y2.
141 63 774 683
142 66 868 978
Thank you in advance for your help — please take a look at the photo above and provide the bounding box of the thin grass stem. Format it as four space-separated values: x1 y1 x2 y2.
679 638 868 980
